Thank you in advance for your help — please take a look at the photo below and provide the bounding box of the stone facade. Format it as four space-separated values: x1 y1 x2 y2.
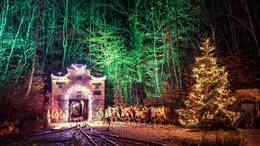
50 64 106 122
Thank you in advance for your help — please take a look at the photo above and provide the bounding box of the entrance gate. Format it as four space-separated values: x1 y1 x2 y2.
69 99 88 122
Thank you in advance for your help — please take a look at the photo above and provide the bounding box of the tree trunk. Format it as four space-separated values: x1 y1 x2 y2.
26 0 41 97
62 0 69 70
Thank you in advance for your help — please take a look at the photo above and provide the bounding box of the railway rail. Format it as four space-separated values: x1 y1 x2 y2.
13 121 166 146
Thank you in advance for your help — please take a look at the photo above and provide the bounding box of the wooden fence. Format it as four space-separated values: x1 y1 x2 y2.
239 96 260 127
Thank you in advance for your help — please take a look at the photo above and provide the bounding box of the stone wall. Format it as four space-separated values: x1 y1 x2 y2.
50 64 106 123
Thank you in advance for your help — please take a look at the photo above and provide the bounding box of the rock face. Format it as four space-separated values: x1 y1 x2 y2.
50 64 106 122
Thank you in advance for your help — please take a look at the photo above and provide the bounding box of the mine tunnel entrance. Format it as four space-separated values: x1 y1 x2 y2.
69 99 88 122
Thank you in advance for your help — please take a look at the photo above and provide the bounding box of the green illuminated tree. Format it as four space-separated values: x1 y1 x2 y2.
129 0 144 84
127 0 202 97
178 39 239 128
27 0 41 96
77 0 203 100
0 0 204 102
62 0 69 70
40 0 56 71
80 0 134 100
0 0 36 82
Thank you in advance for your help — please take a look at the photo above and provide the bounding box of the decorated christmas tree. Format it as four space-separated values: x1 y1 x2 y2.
178 38 239 129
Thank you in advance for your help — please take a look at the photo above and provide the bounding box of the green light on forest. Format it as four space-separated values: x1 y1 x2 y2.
0 0 202 101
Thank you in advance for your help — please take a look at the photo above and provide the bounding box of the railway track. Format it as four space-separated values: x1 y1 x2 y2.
74 121 119 146
18 121 166 146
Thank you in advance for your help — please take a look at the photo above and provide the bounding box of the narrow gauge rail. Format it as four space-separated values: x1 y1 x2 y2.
74 121 119 146
27 121 119 146
20 121 166 146
80 121 165 146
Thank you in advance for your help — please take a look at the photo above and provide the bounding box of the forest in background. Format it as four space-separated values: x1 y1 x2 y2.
0 0 259 132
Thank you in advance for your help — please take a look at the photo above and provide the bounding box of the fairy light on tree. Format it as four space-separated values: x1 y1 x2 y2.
177 38 239 129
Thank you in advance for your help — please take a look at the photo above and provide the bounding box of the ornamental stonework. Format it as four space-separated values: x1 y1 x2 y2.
50 64 106 122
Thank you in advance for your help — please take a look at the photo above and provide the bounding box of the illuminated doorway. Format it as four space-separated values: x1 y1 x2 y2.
69 99 88 122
